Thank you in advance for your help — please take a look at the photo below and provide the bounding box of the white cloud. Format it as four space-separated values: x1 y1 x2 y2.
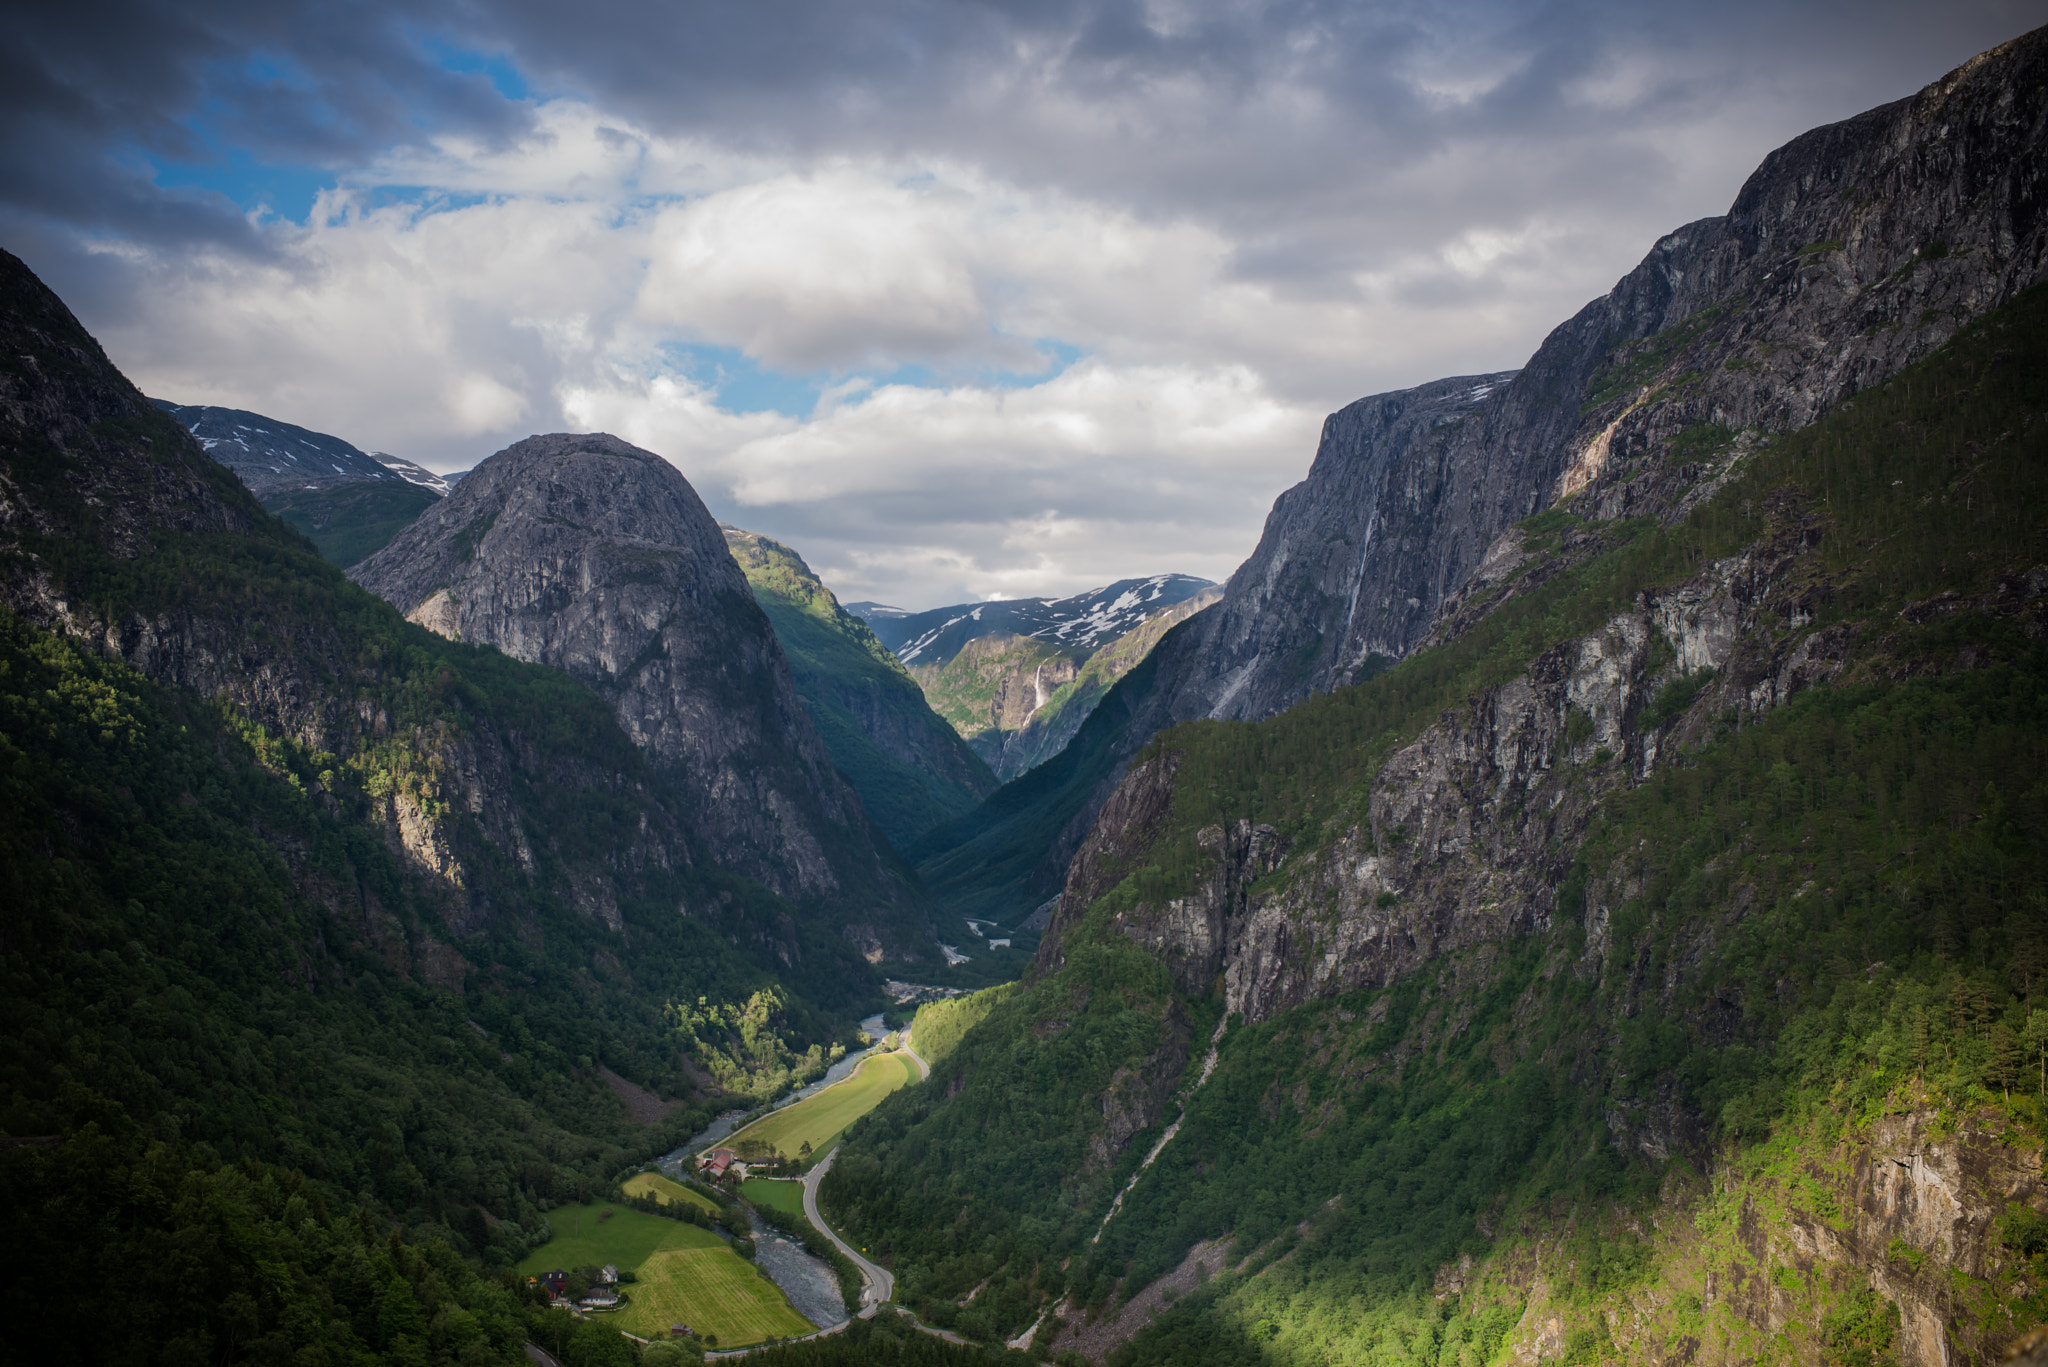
73 3 2024 612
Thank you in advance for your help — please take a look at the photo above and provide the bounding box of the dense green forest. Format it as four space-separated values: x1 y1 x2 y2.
263 479 445 568
726 527 995 850
823 286 2048 1362
0 248 894 1365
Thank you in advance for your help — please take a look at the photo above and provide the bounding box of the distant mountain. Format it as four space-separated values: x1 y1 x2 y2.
863 575 1217 782
150 399 404 494
370 451 454 494
844 601 909 624
349 431 935 961
722 525 998 851
867 574 1215 666
972 586 1219 780
151 398 440 566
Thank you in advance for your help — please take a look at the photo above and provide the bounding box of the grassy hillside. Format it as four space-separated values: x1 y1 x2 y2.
822 285 2048 1362
906 641 1178 926
726 527 995 850
723 1052 918 1161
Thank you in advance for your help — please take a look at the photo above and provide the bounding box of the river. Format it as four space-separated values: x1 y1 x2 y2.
653 1013 887 1327
662 1013 889 1162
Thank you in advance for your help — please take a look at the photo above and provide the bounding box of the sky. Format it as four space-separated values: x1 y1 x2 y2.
5 0 2042 609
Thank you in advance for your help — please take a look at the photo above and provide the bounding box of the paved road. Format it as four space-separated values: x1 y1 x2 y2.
803 1149 892 1315
899 1034 930 1082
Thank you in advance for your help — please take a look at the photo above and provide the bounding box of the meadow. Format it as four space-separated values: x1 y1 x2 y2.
741 1177 806 1215
518 1201 813 1346
721 1052 916 1161
624 1171 721 1215
614 1247 816 1344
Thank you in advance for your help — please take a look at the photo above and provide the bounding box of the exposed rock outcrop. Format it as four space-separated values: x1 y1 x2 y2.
351 433 927 947
997 24 2048 907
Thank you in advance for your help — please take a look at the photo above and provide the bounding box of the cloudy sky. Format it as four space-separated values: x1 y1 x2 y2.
6 0 2039 608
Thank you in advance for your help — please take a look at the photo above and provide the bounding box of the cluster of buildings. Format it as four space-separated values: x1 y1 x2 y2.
698 1146 746 1182
528 1264 623 1310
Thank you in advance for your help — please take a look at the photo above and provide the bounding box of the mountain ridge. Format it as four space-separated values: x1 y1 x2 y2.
722 522 997 852
822 27 2048 1367
349 432 935 962
910 20 2048 926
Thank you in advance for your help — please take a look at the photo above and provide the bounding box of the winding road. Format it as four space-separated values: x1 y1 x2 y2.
899 1032 930 1082
802 1149 891 1314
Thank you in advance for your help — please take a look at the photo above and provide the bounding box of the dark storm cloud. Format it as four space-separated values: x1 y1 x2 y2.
2 0 530 246
9 0 2040 259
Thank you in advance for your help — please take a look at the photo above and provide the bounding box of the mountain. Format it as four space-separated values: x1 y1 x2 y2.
0 246 890 1364
152 398 442 567
868 575 1216 783
866 574 1216 664
910 21 2048 929
821 27 2048 1367
911 587 1222 785
722 524 997 851
349 431 934 963
844 600 909 624
371 451 455 494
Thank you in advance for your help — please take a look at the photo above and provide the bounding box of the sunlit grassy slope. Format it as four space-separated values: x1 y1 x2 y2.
722 1052 917 1160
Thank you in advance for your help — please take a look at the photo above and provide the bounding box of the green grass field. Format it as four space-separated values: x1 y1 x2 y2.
614 1248 815 1345
519 1202 811 1347
720 1052 915 1161
515 1203 724 1277
624 1172 721 1215
740 1177 805 1215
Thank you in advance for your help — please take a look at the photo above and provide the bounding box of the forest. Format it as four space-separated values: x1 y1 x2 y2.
819 285 2048 1363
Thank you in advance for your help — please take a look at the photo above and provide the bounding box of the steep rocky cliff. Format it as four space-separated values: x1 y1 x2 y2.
0 244 880 1122
916 22 2048 926
349 434 932 961
723 522 995 849
828 29 2048 1367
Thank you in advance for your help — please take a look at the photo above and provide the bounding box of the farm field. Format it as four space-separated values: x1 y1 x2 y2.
614 1247 815 1344
624 1172 721 1215
515 1203 720 1275
519 1203 811 1347
740 1177 805 1215
720 1052 915 1161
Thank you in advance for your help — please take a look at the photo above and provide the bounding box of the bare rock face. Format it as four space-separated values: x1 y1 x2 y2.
1013 27 2048 905
350 432 920 931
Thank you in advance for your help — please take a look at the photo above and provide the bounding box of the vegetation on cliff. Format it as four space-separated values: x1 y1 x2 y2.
726 525 995 850
823 283 2048 1364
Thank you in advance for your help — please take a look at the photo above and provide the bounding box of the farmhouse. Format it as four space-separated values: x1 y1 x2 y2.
700 1147 739 1179
579 1284 621 1309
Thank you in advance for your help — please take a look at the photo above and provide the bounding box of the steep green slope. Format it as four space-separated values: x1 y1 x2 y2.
0 249 874 1362
906 642 1174 927
823 286 2048 1363
725 526 996 849
262 478 441 566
